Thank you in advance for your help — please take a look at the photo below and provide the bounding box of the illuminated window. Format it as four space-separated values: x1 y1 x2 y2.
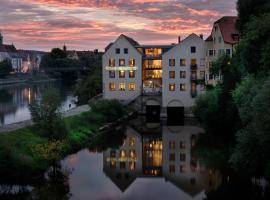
120 162 126 169
180 141 186 149
109 59 115 67
119 83 125 91
124 48 128 54
180 84 186 91
169 84 175 91
129 59 135 66
180 59 186 66
180 153 186 161
169 59 175 66
129 150 136 159
191 46 196 53
109 71 115 78
120 149 126 158
169 165 175 174
110 150 116 157
191 82 196 95
191 59 197 65
129 137 136 146
169 141 175 149
180 165 186 173
110 161 116 169
180 71 186 78
169 153 175 161
109 83 116 91
129 71 135 78
129 162 136 171
119 59 125 66
169 71 175 78
129 83 136 91
119 70 125 78
115 48 120 54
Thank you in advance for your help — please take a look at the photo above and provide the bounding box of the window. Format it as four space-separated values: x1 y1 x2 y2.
169 71 175 78
191 59 197 65
180 165 186 173
191 46 196 53
226 49 231 55
191 82 197 97
119 70 125 78
180 153 186 161
115 48 120 54
129 150 136 159
129 137 136 146
218 49 224 55
213 37 216 44
124 48 128 54
169 59 175 66
218 36 222 43
120 149 126 158
169 165 175 174
200 84 205 91
129 162 136 171
169 141 175 149
128 83 136 91
214 26 218 31
119 59 125 66
110 161 116 169
169 84 175 91
119 83 125 91
109 71 115 78
180 59 186 66
109 83 116 91
169 153 175 161
180 84 186 91
109 59 115 67
129 70 135 78
180 71 186 78
129 59 135 67
180 141 186 149
208 50 214 56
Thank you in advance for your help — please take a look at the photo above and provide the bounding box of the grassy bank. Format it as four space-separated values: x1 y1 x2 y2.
0 100 129 183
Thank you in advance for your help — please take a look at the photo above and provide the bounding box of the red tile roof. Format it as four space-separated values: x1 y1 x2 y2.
214 16 239 45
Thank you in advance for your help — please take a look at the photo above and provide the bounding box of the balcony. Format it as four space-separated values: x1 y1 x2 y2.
143 54 162 59
190 64 198 70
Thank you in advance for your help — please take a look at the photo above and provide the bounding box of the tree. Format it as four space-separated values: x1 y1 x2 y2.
29 88 67 140
0 60 12 78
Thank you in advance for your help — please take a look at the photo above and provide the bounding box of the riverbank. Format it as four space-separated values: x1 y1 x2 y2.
0 100 133 183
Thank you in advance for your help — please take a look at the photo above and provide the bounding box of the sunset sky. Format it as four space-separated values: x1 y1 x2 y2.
0 0 237 51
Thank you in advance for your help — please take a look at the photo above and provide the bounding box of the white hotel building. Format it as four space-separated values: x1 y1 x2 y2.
102 16 239 121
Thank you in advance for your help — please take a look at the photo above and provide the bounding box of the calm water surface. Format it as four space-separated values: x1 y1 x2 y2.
0 81 77 126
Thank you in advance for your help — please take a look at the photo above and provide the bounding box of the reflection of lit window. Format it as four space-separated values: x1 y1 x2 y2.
129 59 135 67
129 71 135 78
180 141 186 149
129 162 136 171
128 83 136 91
129 137 136 146
180 153 186 161
169 141 175 149
180 71 186 78
180 165 186 173
120 149 126 158
169 71 175 78
109 83 116 91
169 153 175 161
119 70 125 78
109 59 115 67
169 84 175 91
169 59 175 66
109 71 115 78
180 59 186 66
120 162 126 169
110 150 116 157
180 84 186 91
110 161 116 169
169 165 175 174
119 83 125 91
129 150 136 159
119 59 125 66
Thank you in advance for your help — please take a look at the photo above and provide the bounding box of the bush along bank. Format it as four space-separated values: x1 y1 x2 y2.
0 99 134 183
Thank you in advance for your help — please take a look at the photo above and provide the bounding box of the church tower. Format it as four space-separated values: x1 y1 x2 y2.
0 32 3 45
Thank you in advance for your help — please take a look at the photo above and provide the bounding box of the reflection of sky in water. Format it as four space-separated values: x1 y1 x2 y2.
62 150 205 200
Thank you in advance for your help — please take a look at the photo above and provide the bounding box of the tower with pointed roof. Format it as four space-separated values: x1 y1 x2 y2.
0 32 3 45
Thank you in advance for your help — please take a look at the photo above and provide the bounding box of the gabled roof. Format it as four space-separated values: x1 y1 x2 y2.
0 44 16 52
121 34 140 46
214 16 239 44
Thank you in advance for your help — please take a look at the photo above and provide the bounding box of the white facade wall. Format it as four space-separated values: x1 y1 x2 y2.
162 34 205 108
102 35 142 100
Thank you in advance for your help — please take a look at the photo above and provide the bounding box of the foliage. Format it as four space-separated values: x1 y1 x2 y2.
0 59 12 78
29 88 67 140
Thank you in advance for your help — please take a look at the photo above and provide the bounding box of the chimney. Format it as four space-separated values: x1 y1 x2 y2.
178 36 181 43
200 34 204 39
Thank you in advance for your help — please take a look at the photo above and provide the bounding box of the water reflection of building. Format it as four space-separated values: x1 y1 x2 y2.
103 124 221 197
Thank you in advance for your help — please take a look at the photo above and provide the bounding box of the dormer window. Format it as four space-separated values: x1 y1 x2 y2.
232 34 240 41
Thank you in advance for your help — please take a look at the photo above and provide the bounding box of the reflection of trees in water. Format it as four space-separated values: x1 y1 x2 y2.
0 164 72 200
196 133 270 199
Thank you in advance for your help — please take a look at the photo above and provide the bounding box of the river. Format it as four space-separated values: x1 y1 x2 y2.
0 81 77 126
1 117 267 199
